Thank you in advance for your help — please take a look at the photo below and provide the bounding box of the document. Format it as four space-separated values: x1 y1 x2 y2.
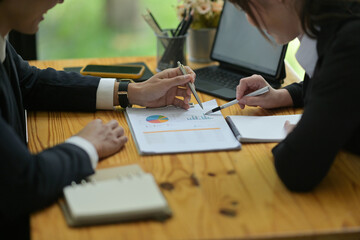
226 114 302 142
125 100 241 155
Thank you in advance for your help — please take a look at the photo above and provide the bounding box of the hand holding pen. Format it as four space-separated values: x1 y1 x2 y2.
205 86 270 115
177 61 203 109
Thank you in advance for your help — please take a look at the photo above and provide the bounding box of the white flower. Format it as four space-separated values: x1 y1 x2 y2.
195 0 211 15
176 0 224 29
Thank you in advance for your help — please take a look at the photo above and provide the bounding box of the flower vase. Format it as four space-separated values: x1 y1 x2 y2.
187 28 217 63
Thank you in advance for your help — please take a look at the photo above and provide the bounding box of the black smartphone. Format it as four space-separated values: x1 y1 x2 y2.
80 64 145 79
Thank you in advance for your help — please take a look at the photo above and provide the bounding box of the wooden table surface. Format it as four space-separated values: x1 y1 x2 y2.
28 56 360 240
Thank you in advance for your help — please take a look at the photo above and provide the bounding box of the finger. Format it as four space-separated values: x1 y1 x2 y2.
236 79 251 100
115 126 125 138
284 121 291 134
184 66 196 83
172 97 189 109
237 75 267 99
176 87 190 98
118 136 128 146
236 84 243 100
184 95 191 104
174 91 191 104
162 67 184 78
186 85 192 96
155 68 174 78
112 136 128 152
93 118 103 124
106 119 119 129
241 96 263 107
184 65 195 74
173 65 195 76
165 74 193 89
179 83 193 96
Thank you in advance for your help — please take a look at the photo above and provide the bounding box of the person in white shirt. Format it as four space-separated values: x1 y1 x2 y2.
0 0 195 238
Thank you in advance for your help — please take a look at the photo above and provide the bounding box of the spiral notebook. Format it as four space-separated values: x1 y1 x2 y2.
60 164 172 227
225 114 302 142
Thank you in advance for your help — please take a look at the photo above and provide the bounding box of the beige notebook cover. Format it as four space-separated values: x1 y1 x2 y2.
60 164 171 227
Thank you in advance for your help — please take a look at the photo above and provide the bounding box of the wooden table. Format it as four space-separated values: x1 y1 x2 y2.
28 57 360 240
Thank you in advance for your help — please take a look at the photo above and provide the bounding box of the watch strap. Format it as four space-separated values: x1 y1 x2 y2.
117 81 130 108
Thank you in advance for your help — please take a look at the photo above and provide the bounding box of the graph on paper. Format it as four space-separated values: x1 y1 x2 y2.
186 114 213 121
146 115 169 123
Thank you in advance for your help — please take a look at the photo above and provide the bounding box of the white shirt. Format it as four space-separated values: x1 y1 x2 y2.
296 34 319 78
0 35 116 169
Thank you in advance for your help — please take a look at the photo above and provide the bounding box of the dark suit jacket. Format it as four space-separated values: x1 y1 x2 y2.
0 42 102 238
273 9 360 192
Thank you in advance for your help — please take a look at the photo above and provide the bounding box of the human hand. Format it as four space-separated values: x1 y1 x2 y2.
236 74 293 109
284 120 297 134
127 66 196 109
75 119 128 159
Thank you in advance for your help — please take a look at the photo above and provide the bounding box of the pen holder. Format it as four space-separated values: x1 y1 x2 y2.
156 29 187 72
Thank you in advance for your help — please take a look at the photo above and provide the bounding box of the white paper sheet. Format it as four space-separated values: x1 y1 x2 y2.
125 100 241 155
226 114 302 142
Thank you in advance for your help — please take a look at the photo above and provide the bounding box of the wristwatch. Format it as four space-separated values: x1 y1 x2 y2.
117 79 133 108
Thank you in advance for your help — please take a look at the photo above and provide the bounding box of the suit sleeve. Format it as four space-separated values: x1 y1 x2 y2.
283 81 304 108
0 118 94 221
272 21 360 192
7 43 101 112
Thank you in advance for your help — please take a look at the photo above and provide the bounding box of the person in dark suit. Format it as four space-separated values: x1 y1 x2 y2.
0 0 195 239
229 0 360 192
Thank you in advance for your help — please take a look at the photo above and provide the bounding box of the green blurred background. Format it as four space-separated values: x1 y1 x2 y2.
38 0 304 79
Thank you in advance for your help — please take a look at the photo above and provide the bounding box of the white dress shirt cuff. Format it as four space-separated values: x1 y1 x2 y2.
96 78 116 110
65 136 99 170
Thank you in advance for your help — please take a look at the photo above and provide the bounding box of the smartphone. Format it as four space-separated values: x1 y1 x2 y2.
80 64 145 79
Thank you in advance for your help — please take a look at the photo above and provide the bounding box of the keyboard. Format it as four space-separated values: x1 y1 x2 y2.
195 67 245 89
193 65 283 100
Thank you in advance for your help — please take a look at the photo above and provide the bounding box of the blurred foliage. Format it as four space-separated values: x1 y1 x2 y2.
285 39 305 79
38 0 304 78
38 0 178 59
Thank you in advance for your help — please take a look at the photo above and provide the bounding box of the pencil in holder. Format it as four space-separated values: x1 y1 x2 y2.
156 29 187 72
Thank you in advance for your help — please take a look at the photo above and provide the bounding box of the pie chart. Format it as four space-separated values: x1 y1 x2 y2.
146 115 169 123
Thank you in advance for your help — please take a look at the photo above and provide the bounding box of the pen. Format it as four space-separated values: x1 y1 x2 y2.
204 86 270 115
177 61 203 109
174 9 186 36
178 9 194 36
146 8 162 32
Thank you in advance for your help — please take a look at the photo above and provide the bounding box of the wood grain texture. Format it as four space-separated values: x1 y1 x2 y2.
28 57 360 240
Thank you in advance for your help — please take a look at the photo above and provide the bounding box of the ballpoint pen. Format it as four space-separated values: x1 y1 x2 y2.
204 86 270 115
177 61 203 109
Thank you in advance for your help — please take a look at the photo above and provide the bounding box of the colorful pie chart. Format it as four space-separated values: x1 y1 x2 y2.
146 115 169 123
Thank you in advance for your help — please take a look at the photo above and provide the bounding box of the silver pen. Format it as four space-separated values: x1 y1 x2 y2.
204 86 270 115
177 61 203 109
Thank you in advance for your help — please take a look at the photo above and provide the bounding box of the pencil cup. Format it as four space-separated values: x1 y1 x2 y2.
156 29 187 72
